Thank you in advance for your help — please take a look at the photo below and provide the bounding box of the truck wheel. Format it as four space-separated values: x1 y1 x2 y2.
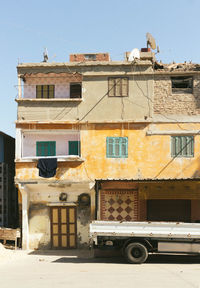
125 242 148 264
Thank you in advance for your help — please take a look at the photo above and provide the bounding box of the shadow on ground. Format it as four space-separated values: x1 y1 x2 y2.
52 254 200 265
29 249 200 265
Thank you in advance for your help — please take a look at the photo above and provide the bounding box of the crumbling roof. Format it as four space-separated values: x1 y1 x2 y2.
154 61 200 72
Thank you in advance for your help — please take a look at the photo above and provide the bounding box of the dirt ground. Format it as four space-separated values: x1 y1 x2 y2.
0 247 200 288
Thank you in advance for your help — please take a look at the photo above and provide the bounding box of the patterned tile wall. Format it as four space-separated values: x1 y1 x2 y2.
100 189 139 221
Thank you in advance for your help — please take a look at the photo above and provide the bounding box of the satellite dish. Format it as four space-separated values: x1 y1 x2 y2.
146 33 156 50
128 48 140 61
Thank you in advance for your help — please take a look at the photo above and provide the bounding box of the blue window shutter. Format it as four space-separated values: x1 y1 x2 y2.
171 136 194 157
68 141 81 156
106 137 114 157
106 137 128 158
121 137 128 157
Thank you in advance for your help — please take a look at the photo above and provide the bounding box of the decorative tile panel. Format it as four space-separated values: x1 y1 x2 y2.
100 189 138 221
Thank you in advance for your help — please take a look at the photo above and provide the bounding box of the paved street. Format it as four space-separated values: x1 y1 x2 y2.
0 250 200 288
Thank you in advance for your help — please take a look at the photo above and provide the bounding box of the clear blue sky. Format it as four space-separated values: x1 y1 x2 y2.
0 0 199 137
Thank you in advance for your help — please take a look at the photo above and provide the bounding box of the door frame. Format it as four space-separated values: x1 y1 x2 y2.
50 205 77 249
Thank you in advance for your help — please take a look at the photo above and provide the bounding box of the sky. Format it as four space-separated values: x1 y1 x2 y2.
0 0 200 137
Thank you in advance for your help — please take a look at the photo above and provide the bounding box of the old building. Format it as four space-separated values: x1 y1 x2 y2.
0 132 18 228
15 50 200 250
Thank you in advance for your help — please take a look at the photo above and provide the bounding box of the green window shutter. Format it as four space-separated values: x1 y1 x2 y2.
68 141 81 156
191 137 194 156
171 136 175 157
106 137 114 157
106 137 128 158
36 141 56 156
171 136 194 157
115 138 120 156
121 137 128 157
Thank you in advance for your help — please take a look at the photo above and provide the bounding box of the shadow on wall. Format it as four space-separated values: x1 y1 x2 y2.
192 156 200 178
56 162 83 179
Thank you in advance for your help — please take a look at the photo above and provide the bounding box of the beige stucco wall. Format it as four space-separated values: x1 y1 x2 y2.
17 67 153 122
24 183 94 249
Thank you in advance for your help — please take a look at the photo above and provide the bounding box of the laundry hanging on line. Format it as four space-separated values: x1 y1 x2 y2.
37 158 57 178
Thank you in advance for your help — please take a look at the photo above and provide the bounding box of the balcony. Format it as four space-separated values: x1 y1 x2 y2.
16 130 84 162
16 73 83 102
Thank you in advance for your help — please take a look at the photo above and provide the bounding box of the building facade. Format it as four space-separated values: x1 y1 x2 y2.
15 51 200 250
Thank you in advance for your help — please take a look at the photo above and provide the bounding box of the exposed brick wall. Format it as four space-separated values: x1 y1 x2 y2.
70 53 110 62
154 74 200 115
139 199 147 221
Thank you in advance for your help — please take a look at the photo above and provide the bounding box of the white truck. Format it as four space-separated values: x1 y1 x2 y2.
90 221 200 264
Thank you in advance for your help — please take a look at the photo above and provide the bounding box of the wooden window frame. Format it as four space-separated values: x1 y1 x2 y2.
171 136 194 158
108 77 129 97
36 85 55 99
106 137 128 158
171 76 193 94
36 141 56 157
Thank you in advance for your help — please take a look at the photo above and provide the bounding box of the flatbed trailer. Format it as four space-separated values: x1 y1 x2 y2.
90 221 200 264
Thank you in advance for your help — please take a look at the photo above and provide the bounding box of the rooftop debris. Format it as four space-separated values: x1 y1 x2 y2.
154 61 200 71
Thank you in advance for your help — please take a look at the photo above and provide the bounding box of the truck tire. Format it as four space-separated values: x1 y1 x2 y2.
125 242 148 264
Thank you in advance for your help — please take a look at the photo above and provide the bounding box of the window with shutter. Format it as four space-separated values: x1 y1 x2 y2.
108 77 128 97
68 141 81 156
36 141 56 156
171 136 194 157
36 85 55 98
106 137 128 158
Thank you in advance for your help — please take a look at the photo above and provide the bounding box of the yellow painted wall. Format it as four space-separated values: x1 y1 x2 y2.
15 122 200 181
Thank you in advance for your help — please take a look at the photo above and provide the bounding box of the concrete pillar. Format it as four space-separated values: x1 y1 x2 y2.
15 129 22 160
18 75 22 99
89 182 96 220
18 184 29 250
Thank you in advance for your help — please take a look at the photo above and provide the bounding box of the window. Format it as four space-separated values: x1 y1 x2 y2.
36 85 55 98
171 76 193 94
36 141 56 156
108 77 128 97
70 83 82 98
84 54 96 61
68 141 81 156
171 136 194 157
106 137 128 158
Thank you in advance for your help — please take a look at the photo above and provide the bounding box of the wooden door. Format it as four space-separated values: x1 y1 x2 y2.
50 206 77 249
